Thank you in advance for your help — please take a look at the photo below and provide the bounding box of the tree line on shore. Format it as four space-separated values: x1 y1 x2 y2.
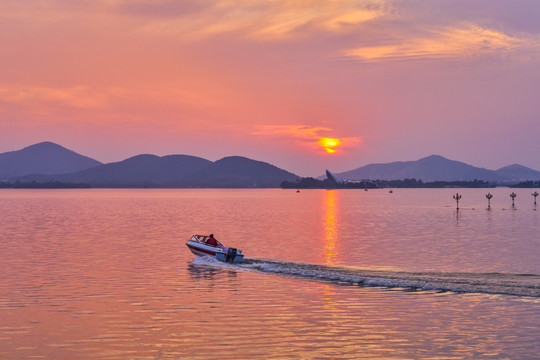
510 180 540 188
0 181 91 189
281 178 500 189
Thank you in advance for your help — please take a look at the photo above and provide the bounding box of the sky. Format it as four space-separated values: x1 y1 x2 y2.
1 0 540 176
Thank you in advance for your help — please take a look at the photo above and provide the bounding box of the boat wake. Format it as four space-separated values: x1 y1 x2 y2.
191 256 540 297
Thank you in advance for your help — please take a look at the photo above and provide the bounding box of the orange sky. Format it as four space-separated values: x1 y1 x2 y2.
1 0 540 176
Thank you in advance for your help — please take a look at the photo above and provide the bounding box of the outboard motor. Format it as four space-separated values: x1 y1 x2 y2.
226 248 237 263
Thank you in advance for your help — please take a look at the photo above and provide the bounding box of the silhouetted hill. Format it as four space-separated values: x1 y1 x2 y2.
21 154 213 186
185 156 299 187
65 154 213 185
495 164 540 183
0 142 102 179
20 154 299 187
334 155 540 183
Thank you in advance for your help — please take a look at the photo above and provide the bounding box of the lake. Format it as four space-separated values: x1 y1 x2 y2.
1 188 539 359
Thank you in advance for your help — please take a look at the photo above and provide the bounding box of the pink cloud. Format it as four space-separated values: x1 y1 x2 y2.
344 25 529 61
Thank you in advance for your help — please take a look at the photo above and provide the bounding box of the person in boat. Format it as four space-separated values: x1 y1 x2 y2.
206 234 217 246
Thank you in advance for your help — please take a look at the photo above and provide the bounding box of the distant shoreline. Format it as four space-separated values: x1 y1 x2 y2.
2 179 539 189
281 178 540 189
0 181 91 189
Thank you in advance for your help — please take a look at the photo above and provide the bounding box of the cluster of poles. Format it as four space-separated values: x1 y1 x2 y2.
453 191 539 210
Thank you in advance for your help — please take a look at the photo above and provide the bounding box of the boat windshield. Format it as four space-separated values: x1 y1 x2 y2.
191 234 223 246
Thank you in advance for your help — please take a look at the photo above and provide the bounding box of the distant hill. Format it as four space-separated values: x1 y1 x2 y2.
333 155 540 183
183 156 299 187
495 164 540 183
18 152 299 188
0 142 102 179
40 154 215 186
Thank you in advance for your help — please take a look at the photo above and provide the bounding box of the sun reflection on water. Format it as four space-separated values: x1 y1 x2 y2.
323 190 339 265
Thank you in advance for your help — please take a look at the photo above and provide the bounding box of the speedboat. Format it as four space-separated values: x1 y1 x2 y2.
186 234 244 263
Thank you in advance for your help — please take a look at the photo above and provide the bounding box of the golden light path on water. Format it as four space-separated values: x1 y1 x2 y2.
323 190 339 265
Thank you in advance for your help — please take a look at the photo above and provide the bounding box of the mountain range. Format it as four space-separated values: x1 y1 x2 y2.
1 142 540 187
333 155 540 184
2 142 299 187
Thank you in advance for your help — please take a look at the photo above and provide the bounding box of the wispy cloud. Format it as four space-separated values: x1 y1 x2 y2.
344 25 524 61
0 85 114 108
0 84 220 110
254 125 332 139
127 0 387 41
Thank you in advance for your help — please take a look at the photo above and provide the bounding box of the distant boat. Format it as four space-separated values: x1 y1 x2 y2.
389 190 393 193
296 189 300 193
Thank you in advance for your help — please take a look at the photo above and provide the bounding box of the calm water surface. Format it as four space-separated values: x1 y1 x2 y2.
1 188 539 359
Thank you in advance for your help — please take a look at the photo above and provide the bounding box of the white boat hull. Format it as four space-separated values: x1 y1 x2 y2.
186 235 244 263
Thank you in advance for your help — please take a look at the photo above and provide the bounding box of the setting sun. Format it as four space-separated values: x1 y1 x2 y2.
319 137 341 153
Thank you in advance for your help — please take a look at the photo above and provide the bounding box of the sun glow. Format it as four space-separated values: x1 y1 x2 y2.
319 137 341 153
253 126 361 155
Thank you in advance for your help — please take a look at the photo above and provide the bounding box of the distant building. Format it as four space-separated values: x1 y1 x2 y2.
325 170 344 185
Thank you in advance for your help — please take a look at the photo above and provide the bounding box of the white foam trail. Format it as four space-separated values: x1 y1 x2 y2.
189 256 540 297
192 255 237 268
245 258 540 297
